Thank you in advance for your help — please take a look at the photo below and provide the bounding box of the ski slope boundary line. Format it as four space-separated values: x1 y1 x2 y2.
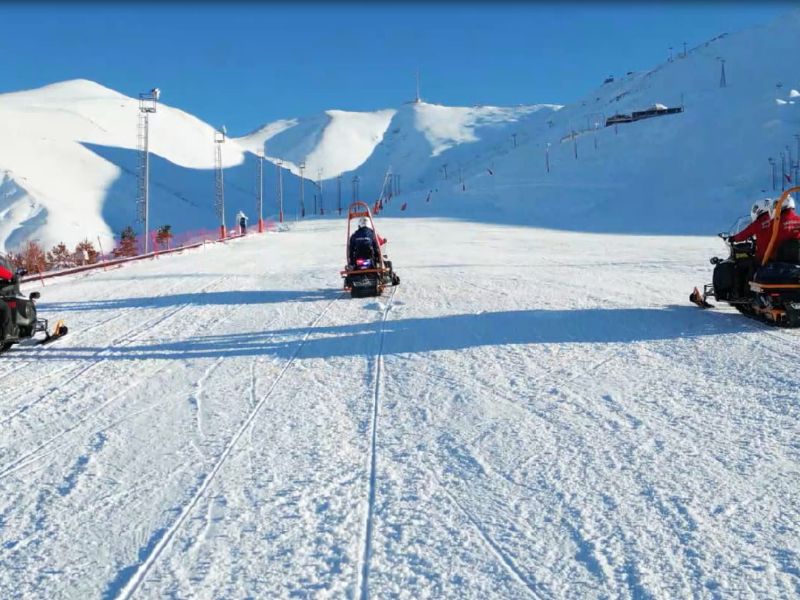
115 293 343 600
357 286 397 600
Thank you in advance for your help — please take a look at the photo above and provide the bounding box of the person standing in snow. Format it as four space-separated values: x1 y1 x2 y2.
236 211 248 235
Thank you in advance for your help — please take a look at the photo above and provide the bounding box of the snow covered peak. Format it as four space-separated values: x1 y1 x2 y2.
236 108 396 179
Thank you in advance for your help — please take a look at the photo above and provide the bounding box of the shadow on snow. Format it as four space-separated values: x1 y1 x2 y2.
34 305 749 362
39 289 339 312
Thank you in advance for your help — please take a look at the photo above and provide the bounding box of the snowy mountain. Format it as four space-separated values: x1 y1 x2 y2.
363 9 800 234
0 80 303 253
2 9 800 252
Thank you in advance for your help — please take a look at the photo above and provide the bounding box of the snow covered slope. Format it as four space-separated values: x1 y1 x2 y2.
0 80 302 253
4 9 800 252
371 9 800 235
1 220 798 598
237 109 397 179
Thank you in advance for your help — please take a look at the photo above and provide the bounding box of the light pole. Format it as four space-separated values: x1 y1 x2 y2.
137 87 159 253
214 126 227 239
257 151 264 233
299 161 306 218
352 175 360 201
546 142 551 173
337 175 342 215
511 133 517 149
276 160 284 223
717 57 727 88
769 157 776 191
781 151 786 191
317 168 324 215
795 134 800 182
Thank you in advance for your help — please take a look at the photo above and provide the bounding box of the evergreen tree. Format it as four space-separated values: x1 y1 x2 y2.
112 226 139 258
46 242 75 270
74 239 99 265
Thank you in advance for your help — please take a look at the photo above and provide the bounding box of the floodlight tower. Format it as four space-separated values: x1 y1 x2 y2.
352 175 360 201
214 126 227 238
257 151 264 233
299 161 306 218
276 160 284 223
337 175 342 215
317 168 324 215
137 87 159 253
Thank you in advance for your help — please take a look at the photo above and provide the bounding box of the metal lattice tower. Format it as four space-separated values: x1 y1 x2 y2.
337 175 342 215
276 160 284 223
257 152 264 232
299 162 306 218
317 169 324 215
214 128 226 237
136 89 159 253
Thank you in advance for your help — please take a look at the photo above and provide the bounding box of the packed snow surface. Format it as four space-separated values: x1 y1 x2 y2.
1 218 798 598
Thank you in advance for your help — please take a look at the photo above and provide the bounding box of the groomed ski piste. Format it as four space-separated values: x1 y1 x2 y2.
1 218 798 598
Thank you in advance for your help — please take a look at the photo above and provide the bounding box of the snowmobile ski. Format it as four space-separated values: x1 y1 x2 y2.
39 320 68 345
689 287 714 309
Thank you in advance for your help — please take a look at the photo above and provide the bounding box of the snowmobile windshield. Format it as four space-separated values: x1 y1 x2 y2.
728 215 751 236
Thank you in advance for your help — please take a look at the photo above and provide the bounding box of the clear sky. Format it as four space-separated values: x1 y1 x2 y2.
0 2 794 135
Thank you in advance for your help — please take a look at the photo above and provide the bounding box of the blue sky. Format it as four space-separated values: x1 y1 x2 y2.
0 2 793 135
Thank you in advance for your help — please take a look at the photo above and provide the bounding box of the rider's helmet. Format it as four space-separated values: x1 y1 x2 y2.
773 194 797 213
358 217 369 228
751 198 772 222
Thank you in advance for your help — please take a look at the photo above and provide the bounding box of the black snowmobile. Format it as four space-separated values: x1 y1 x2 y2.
690 187 800 327
1 266 68 353
340 201 400 298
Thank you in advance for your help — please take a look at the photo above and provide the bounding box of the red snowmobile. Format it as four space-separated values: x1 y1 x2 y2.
340 201 400 298
690 186 800 326
1 265 68 353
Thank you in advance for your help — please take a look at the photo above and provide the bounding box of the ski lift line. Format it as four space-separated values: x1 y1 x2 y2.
356 284 398 600
0 275 233 455
762 185 800 265
116 293 344 600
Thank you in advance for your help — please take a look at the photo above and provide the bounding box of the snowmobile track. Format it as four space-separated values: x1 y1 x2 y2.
115 294 343 600
356 286 397 600
0 276 230 422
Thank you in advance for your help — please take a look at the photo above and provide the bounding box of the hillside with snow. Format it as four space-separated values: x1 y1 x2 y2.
2 10 800 248
0 80 305 253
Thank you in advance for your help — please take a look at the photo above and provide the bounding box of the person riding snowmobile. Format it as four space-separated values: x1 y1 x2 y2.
348 217 385 267
0 254 19 341
729 198 773 263
765 195 800 261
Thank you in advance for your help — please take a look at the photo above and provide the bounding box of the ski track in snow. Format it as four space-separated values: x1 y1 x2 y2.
1 221 799 599
357 285 397 600
116 294 343 600
0 275 229 426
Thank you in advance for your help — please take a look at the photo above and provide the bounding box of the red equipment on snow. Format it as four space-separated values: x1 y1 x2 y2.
340 201 399 298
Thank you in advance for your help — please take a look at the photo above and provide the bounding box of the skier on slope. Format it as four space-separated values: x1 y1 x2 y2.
236 210 248 235
348 217 385 267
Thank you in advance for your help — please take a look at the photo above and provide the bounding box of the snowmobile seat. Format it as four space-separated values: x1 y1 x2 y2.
753 261 800 285
350 238 377 264
775 239 800 264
